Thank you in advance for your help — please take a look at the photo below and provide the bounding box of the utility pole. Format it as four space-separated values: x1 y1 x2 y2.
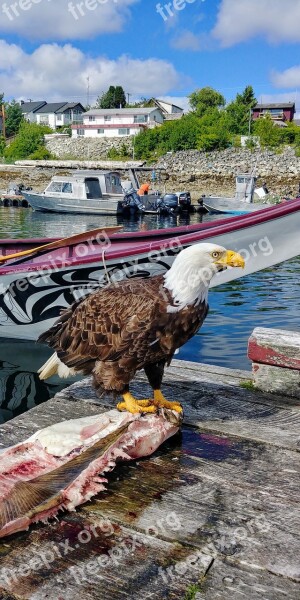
87 76 90 108
127 92 131 105
248 107 252 135
1 103 6 140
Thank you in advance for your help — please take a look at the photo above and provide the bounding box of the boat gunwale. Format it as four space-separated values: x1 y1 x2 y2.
0 198 299 277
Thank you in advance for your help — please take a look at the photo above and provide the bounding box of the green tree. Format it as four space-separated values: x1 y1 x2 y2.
5 100 23 137
0 135 5 156
188 86 225 117
225 85 257 135
197 109 231 151
96 85 126 109
235 85 257 108
253 114 280 147
4 121 52 160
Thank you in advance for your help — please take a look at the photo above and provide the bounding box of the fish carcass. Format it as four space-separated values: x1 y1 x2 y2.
0 408 181 538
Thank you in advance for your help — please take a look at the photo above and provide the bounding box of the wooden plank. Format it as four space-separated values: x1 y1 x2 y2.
195 559 300 600
253 362 300 399
0 516 212 600
54 376 300 450
0 360 299 599
248 327 300 370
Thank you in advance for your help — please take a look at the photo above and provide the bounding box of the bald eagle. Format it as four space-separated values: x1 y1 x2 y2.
38 243 244 414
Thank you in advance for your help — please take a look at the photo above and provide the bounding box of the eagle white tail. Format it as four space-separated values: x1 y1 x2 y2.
38 353 76 380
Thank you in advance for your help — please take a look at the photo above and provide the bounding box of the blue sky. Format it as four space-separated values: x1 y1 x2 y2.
1 0 300 111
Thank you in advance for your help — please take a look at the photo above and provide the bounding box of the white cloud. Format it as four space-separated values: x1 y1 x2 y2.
271 66 300 89
0 41 182 101
0 0 138 40
171 30 201 51
259 92 299 105
213 0 300 47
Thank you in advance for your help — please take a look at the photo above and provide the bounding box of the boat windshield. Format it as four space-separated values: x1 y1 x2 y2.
237 177 253 184
47 181 73 194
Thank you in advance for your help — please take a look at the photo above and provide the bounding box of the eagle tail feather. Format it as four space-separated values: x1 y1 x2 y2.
38 353 75 380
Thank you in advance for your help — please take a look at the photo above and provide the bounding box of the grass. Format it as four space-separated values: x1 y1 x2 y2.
240 380 255 391
184 584 202 600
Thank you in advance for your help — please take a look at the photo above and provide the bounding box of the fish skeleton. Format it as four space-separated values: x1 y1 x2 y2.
0 408 181 538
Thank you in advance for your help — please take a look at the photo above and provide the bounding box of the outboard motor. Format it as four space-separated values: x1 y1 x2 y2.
122 189 145 214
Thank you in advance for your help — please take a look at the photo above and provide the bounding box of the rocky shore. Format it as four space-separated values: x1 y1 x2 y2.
0 146 300 200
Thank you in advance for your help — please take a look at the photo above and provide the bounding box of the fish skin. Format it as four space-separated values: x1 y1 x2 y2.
0 408 181 538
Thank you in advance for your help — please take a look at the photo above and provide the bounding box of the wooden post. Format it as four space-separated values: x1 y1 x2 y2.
248 327 300 399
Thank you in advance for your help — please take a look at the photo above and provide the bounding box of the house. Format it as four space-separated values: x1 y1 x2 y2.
72 107 164 138
35 102 85 129
153 99 184 120
20 101 47 123
252 103 296 123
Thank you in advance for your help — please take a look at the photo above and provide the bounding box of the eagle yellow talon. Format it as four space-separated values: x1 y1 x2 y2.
153 390 183 413
117 393 157 414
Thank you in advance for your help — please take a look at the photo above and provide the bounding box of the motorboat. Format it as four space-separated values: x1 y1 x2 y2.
23 169 192 216
202 174 272 215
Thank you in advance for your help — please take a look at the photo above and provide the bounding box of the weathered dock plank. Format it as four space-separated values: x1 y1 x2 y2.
0 359 299 600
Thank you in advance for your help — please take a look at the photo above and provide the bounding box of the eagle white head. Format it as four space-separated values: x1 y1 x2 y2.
163 242 245 308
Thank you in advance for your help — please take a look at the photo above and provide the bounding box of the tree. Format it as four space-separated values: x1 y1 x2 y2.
4 121 52 160
235 85 257 108
225 86 257 135
96 85 126 109
188 87 225 117
253 114 280 147
5 100 23 137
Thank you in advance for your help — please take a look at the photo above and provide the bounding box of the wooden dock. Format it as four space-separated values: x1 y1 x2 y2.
0 359 299 600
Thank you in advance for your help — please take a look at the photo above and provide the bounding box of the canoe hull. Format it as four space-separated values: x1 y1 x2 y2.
1 200 300 340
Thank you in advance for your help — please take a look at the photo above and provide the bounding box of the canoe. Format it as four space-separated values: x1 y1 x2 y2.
0 199 300 341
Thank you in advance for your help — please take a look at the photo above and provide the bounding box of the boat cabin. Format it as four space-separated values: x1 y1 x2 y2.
44 171 123 200
234 174 257 203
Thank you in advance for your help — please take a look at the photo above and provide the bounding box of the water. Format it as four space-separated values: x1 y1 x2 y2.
0 207 299 423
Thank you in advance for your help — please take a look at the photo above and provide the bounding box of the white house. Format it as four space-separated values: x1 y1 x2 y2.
154 99 183 116
72 107 164 138
20 101 47 123
34 102 85 129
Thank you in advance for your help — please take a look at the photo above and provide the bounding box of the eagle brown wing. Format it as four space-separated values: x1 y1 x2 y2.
39 275 208 377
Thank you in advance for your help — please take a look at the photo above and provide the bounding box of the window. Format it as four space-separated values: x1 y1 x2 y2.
56 114 62 121
97 128 104 134
89 116 95 121
39 115 49 124
104 115 111 121
133 115 147 123
118 128 130 135
47 181 73 193
48 182 63 193
77 128 85 136
62 182 72 194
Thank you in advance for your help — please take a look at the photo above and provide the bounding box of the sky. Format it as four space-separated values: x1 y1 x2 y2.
1 0 300 112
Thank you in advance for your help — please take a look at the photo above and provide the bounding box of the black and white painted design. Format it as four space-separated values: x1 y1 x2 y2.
0 250 178 336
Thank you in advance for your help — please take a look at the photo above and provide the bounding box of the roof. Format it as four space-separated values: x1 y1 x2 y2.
155 99 183 111
20 101 46 113
254 103 296 109
56 102 85 113
35 102 69 114
85 108 158 116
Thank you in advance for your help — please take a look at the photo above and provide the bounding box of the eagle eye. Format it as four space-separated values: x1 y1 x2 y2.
212 251 220 259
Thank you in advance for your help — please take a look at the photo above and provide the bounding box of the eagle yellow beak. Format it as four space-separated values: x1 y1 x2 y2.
215 250 245 268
